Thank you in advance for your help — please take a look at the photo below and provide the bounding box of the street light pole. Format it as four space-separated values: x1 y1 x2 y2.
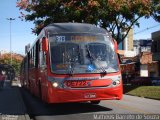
7 18 15 66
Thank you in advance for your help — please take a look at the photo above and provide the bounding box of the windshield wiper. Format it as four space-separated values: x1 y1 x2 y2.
68 47 81 76
86 45 107 76
68 58 76 76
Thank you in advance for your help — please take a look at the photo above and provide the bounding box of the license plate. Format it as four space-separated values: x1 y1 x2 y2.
84 93 96 99
64 80 90 88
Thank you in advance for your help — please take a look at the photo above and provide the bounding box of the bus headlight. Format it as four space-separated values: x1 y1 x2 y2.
112 80 120 86
52 82 59 88
111 75 121 87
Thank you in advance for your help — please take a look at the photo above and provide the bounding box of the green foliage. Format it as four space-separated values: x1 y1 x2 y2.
124 85 160 100
11 59 21 76
17 0 160 43
0 53 23 76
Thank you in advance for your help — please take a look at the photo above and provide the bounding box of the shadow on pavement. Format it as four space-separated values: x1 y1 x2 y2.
123 84 139 94
20 88 112 118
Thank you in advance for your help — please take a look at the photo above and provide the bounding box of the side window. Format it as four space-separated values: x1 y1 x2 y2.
33 46 36 67
30 48 34 68
28 52 30 68
35 41 39 68
29 51 32 68
39 42 46 68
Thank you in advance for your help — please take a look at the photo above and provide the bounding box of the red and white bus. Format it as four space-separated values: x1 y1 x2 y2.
20 23 123 104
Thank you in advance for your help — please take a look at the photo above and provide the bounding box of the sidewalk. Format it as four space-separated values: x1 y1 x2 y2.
0 80 30 120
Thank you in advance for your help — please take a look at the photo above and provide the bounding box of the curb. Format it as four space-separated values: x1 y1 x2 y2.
25 114 31 120
0 114 31 120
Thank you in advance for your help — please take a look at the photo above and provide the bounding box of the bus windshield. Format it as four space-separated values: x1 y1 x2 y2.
49 33 119 74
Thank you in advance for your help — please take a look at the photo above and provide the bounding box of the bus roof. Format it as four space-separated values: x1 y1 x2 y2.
26 23 110 55
45 23 108 34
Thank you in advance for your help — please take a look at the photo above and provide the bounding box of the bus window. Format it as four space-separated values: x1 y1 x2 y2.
51 43 80 64
39 42 46 68
49 34 119 74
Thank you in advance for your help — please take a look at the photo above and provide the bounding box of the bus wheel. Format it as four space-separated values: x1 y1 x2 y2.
90 100 100 104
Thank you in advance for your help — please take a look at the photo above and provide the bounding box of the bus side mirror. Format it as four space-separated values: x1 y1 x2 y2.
113 39 118 53
42 37 48 52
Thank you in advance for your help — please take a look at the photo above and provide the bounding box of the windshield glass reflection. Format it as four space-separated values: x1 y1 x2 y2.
49 33 119 74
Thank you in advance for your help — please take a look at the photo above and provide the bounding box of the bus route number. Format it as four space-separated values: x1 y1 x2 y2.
56 36 65 42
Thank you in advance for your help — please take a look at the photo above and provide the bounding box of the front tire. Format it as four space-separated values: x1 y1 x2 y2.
90 100 100 104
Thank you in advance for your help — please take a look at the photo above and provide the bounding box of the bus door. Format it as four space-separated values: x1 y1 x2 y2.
28 47 37 94
34 40 40 96
38 39 48 101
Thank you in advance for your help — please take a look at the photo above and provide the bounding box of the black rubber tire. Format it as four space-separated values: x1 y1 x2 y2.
90 100 100 104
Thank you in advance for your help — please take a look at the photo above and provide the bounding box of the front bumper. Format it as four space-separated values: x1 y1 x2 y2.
47 85 123 103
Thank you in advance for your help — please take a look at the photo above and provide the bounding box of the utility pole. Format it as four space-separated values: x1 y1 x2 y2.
6 18 15 66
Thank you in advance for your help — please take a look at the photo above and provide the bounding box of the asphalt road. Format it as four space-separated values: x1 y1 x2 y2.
20 88 160 120
0 80 30 120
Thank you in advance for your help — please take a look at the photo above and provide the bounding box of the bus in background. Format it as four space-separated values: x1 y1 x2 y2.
20 23 123 104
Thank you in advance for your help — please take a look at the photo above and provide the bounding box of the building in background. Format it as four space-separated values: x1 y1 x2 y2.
118 28 134 51
118 28 136 57
118 29 160 78
140 52 158 77
126 28 134 51
133 39 152 55
152 30 160 76
137 30 160 77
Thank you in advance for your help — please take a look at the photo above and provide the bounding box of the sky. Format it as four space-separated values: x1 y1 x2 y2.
0 0 160 55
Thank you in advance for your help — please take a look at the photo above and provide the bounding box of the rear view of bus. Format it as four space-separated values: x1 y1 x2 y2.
46 23 123 104
21 23 123 104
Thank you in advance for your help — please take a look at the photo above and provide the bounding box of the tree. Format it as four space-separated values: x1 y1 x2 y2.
17 0 160 43
0 53 24 76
